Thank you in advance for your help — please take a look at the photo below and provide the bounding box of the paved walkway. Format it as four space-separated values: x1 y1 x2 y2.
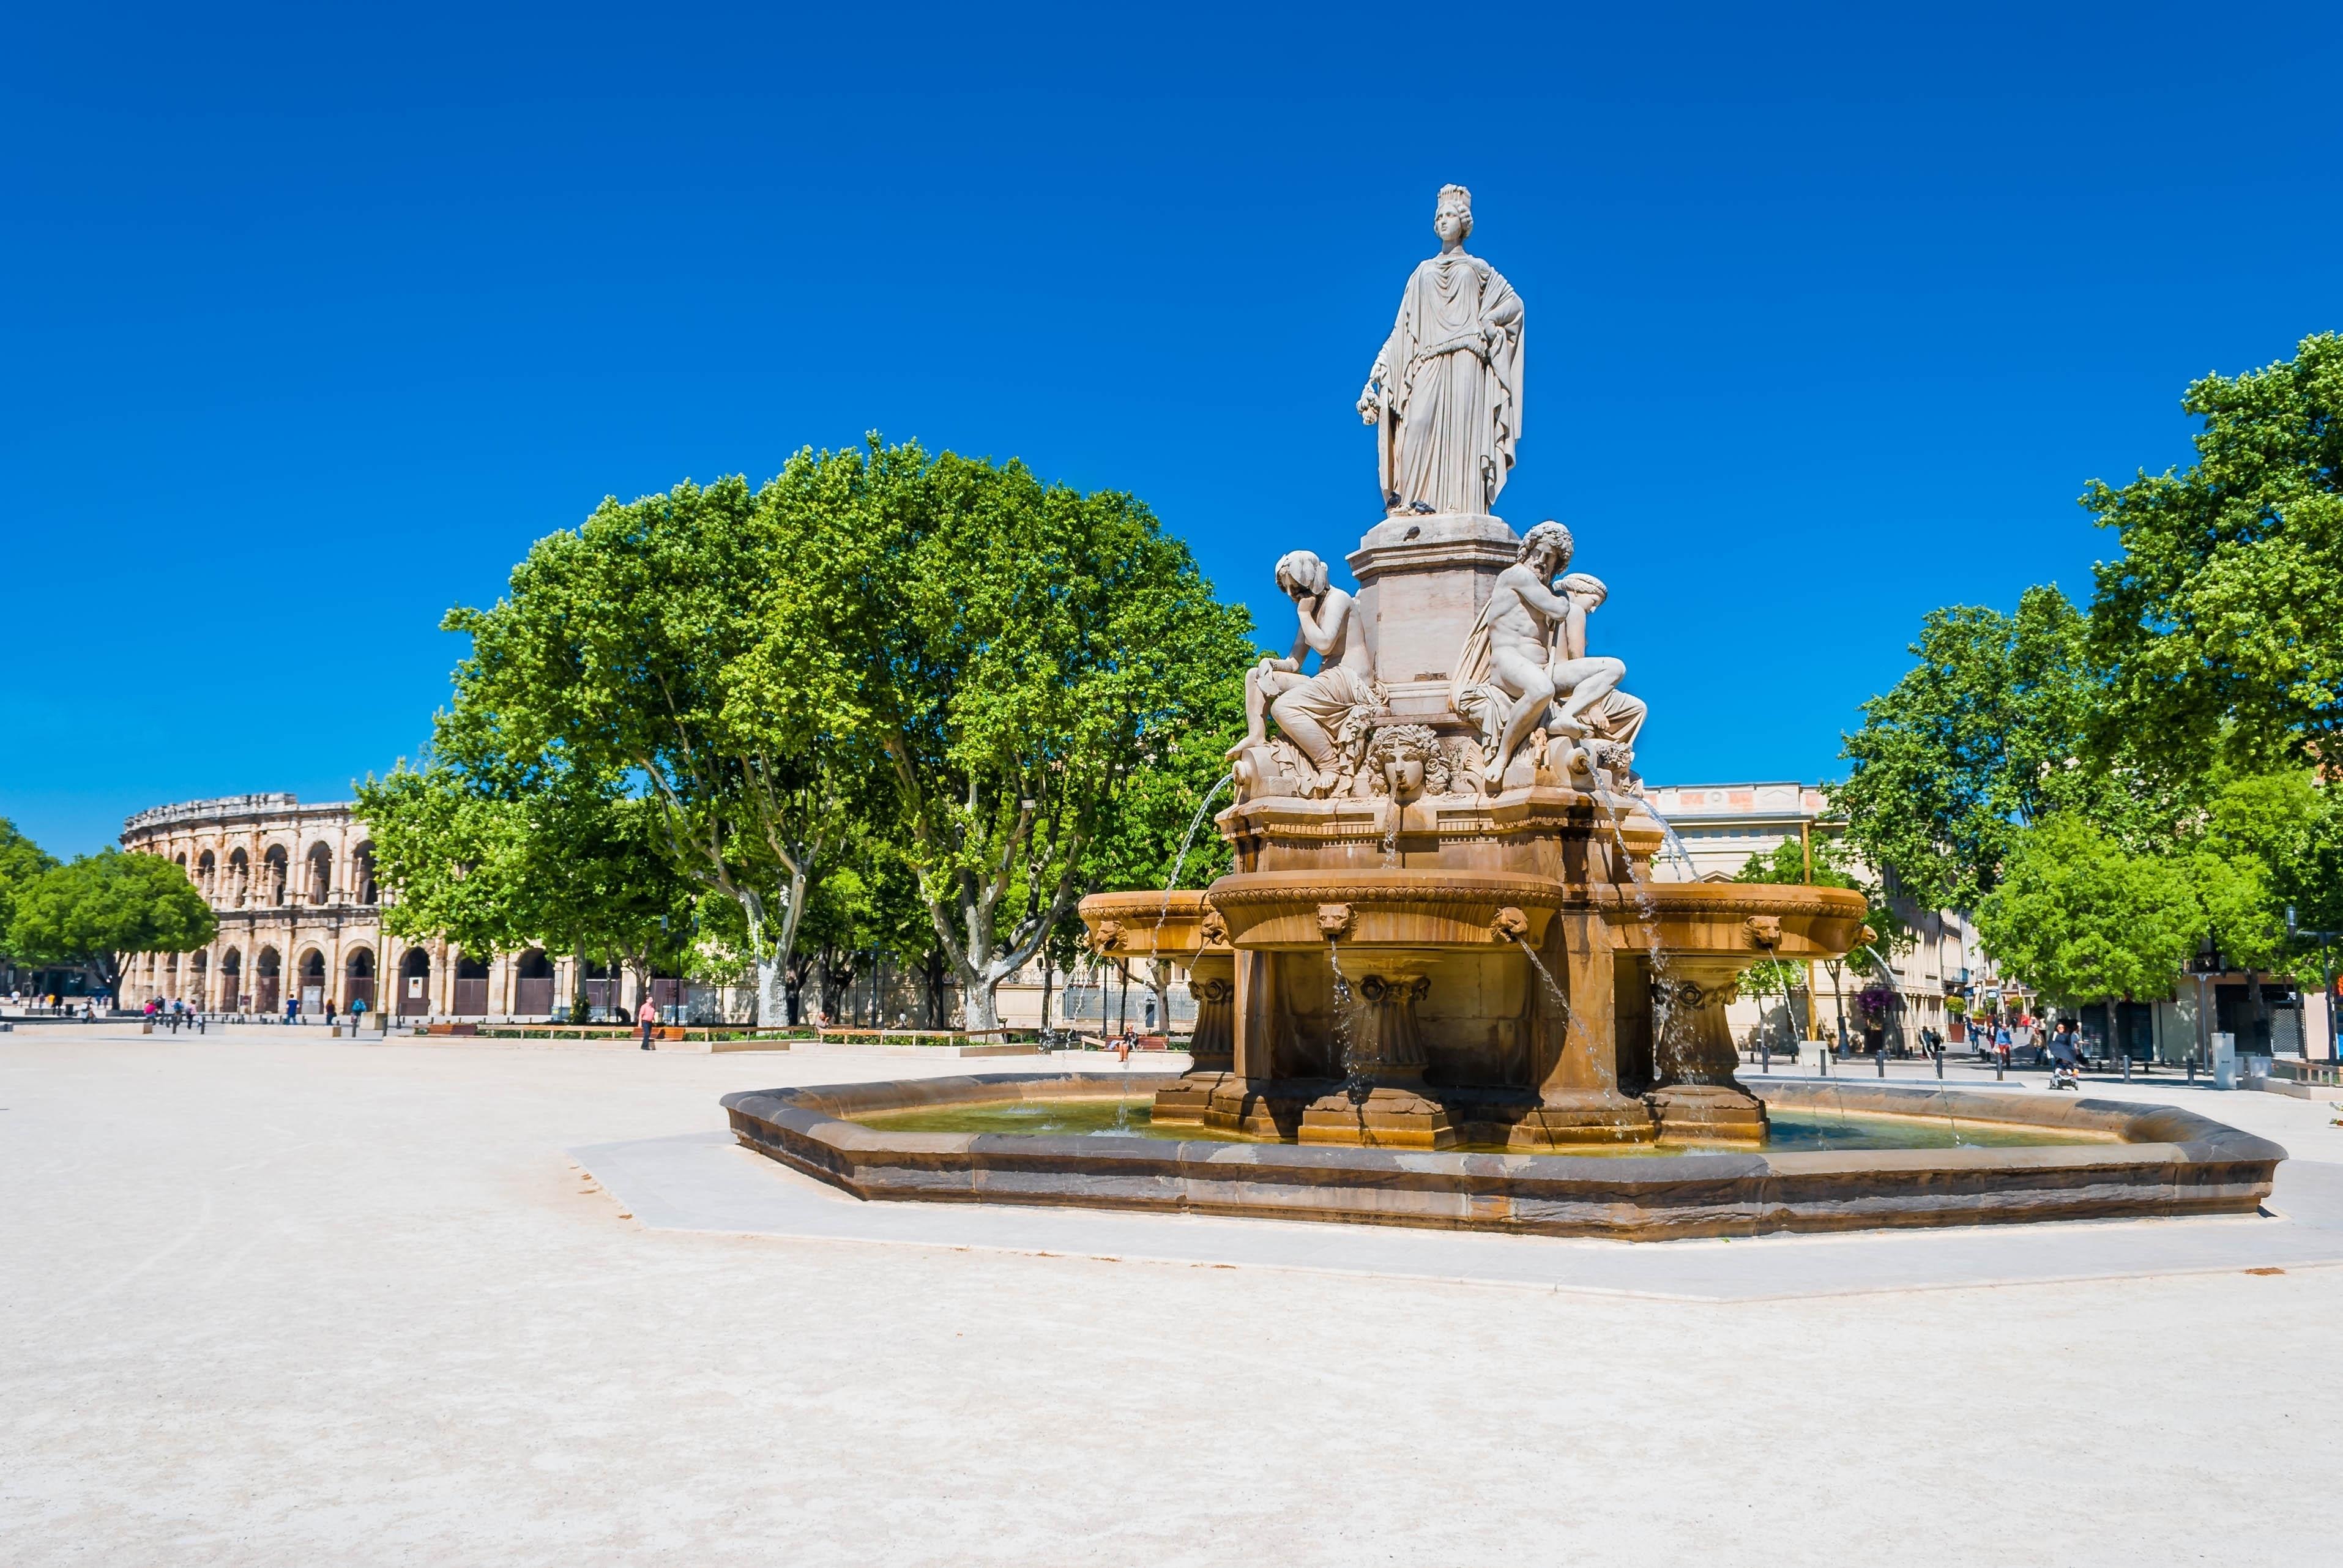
4 1028 2338 1566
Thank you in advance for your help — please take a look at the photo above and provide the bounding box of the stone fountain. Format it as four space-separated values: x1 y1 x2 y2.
720 187 2284 1240
1080 182 1868 1151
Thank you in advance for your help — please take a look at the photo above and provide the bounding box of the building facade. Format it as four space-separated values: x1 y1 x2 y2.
119 793 564 1020
1644 781 1994 1046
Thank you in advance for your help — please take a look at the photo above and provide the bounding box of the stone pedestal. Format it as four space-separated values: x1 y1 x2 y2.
1532 906 1653 1142
1298 1083 1458 1150
1292 960 1455 1149
1345 511 1518 719
1150 1071 1230 1128
1150 951 1238 1129
1644 955 1768 1145
1184 951 1235 1073
1201 1076 1313 1139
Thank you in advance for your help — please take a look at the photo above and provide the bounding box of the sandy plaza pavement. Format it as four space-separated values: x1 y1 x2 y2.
3 1024 2339 1566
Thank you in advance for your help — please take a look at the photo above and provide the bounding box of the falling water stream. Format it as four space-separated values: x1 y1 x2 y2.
1152 772 1232 943
1324 939 1372 1114
1599 804 1683 1088
1652 817 1704 883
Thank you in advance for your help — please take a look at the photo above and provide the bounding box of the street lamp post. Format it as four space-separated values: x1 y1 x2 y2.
2285 907 2338 1065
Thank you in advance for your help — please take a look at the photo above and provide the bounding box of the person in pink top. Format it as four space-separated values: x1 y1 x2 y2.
636 994 657 1051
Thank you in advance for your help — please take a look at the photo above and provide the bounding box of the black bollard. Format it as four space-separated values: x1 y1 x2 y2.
1935 1046 1944 1080
2121 1051 2131 1082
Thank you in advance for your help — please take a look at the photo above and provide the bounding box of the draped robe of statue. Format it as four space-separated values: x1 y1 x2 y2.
1365 250 1523 517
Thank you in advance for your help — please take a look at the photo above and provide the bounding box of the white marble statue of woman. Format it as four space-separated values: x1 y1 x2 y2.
1358 184 1524 518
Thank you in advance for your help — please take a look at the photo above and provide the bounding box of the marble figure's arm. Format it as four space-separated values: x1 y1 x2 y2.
1509 571 1572 624
1358 347 1390 422
1292 591 1347 659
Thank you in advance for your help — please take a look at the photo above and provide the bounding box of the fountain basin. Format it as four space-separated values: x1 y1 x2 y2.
1204 868 1565 949
1074 888 1235 1073
721 1074 2284 1240
1076 888 1216 961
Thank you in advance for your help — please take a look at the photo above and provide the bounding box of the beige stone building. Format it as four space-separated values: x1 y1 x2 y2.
119 793 562 1020
1643 781 1994 1046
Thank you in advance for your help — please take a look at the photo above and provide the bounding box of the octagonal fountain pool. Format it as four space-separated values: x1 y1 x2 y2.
722 1072 2284 1242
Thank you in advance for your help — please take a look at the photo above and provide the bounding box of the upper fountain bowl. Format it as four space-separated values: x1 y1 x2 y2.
1203 868 1566 951
1077 888 1221 961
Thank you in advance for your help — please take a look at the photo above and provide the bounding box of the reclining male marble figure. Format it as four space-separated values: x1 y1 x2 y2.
1451 520 1645 787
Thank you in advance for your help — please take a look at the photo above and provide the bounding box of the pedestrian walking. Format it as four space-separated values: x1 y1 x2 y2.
637 994 658 1050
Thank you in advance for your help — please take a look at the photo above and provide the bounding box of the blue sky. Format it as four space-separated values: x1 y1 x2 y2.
4 2 2337 856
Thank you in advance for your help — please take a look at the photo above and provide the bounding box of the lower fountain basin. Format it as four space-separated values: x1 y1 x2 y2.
721 1074 2285 1241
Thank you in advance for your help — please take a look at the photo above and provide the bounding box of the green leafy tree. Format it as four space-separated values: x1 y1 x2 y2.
1975 816 2203 1009
2200 770 2343 956
0 817 59 964
1831 585 2145 910
2180 768 2343 1034
357 762 691 1018
7 850 216 1001
438 475 857 1024
2085 332 2343 780
792 439 1257 1027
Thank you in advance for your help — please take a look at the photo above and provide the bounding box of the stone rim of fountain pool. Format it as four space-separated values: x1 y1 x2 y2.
721 1073 2285 1241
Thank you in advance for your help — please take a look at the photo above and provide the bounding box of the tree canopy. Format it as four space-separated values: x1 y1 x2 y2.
1974 816 2205 1005
430 472 860 1024
0 817 59 956
778 440 1256 1026
1830 586 2134 910
356 762 693 1013
376 437 1254 1029
7 850 215 998
1835 336 2343 956
2085 332 2343 781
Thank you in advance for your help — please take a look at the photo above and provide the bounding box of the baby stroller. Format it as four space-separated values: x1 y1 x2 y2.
2047 1036 2083 1091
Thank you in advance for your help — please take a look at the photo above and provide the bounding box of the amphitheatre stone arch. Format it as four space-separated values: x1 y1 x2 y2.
343 945 376 1010
399 946 431 1016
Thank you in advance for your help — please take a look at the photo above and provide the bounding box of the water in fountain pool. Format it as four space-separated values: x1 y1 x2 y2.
850 1098 2091 1154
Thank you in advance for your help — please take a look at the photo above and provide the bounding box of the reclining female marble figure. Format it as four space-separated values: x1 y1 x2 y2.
1450 522 1643 786
1227 549 1385 795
